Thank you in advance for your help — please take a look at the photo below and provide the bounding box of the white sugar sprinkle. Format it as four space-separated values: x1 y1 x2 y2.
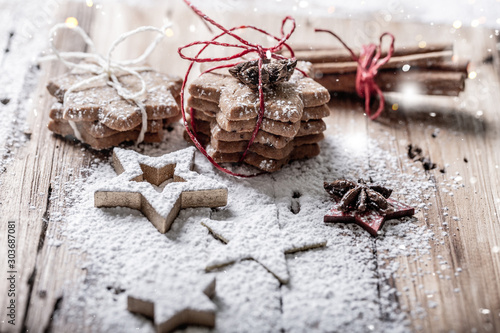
42 122 454 332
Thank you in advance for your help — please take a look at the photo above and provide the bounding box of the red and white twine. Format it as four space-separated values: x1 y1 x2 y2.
315 29 395 120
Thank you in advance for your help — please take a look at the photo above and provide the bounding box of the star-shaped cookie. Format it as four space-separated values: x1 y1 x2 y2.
201 204 327 284
186 62 331 172
128 275 216 332
94 147 228 233
188 73 330 124
324 198 415 236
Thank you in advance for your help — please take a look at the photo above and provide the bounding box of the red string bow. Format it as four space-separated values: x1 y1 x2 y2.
178 0 302 177
315 29 395 120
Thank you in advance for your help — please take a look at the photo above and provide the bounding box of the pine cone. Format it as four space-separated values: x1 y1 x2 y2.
324 179 393 213
228 58 297 89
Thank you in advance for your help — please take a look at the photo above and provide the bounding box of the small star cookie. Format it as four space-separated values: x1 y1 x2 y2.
94 147 228 233
324 198 415 236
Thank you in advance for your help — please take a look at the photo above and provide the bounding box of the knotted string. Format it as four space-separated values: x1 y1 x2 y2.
44 22 171 143
315 29 395 120
179 0 302 178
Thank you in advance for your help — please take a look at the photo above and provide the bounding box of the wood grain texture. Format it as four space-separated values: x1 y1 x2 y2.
21 5 97 332
0 3 98 332
0 1 498 332
362 25 500 331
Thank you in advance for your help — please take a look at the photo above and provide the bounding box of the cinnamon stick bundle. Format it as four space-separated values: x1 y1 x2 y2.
285 44 468 96
316 70 465 96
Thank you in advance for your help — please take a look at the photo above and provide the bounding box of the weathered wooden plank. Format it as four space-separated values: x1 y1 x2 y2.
1 1 499 332
0 2 96 332
20 4 99 332
0 3 15 68
0 1 57 332
367 23 500 332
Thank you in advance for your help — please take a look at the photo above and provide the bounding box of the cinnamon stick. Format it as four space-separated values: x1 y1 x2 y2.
312 50 454 74
313 58 469 76
428 59 469 73
285 43 453 63
287 42 468 96
316 69 466 97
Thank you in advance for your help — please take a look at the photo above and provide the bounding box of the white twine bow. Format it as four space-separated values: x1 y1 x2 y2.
46 21 171 144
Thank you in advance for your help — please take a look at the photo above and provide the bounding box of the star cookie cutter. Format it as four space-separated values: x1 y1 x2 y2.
94 147 228 233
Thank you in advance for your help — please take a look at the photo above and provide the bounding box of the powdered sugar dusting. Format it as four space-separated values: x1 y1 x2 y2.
219 78 304 122
201 205 326 284
128 274 216 325
0 1 48 173
48 123 440 331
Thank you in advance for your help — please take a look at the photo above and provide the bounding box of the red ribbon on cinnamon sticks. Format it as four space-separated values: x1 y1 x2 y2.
178 0 301 177
315 29 395 120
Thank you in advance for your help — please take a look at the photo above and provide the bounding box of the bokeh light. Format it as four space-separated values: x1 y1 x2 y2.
65 17 78 28
165 28 174 37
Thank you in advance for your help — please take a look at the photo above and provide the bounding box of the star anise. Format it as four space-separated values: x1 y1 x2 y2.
228 58 297 89
324 179 393 213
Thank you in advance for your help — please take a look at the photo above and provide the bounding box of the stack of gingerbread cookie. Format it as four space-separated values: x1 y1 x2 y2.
46 69 183 150
184 60 331 172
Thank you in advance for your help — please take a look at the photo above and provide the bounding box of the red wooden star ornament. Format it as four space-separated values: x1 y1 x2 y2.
323 179 415 236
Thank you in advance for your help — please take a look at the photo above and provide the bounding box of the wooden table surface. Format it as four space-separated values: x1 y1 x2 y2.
0 1 499 332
